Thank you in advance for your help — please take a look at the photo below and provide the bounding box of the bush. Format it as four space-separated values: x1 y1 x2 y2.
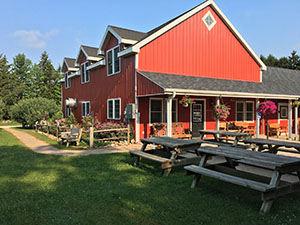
0 98 5 121
11 97 60 127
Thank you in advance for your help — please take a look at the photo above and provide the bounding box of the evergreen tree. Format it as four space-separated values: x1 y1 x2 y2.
288 50 300 70
12 53 32 99
260 51 300 71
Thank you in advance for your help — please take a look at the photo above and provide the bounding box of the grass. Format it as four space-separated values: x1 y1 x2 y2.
0 121 21 126
16 128 89 150
1 128 300 225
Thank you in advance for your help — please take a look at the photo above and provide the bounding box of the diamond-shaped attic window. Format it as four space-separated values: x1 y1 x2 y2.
202 11 216 31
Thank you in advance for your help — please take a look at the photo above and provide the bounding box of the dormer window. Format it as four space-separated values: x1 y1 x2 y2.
65 72 71 88
107 46 121 76
81 62 90 83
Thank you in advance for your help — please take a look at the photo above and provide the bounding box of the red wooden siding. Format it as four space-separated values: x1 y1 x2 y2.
137 72 164 96
138 6 261 82
62 35 135 124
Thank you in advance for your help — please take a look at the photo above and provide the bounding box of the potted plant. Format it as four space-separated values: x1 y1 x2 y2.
257 100 277 138
293 100 300 108
213 104 230 121
179 95 195 107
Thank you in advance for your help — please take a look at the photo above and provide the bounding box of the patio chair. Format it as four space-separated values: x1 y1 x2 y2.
61 128 82 147
269 123 288 138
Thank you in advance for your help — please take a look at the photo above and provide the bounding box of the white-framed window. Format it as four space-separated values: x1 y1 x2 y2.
107 46 121 76
164 99 177 123
82 101 90 117
236 101 254 122
81 62 90 83
65 105 71 117
65 72 71 88
107 98 121 120
150 99 163 123
278 104 288 119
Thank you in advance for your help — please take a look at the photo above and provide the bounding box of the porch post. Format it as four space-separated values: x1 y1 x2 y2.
256 99 260 137
295 105 298 140
167 92 176 137
288 100 292 139
216 97 220 131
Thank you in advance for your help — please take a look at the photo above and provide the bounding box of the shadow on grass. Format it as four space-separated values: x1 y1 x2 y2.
1 141 300 225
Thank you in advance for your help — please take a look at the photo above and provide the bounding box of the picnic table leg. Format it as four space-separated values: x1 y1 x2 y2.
191 154 209 188
163 149 177 177
232 136 240 147
213 134 219 142
133 143 147 166
260 170 281 215
199 133 205 140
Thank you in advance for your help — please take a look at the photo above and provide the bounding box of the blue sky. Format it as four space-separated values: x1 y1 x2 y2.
1 0 300 68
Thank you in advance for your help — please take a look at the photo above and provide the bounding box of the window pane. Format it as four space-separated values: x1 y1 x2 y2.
86 102 90 115
115 99 120 119
114 47 120 73
246 102 253 111
81 64 85 82
107 51 113 75
108 100 113 118
151 100 162 112
237 112 243 121
246 102 253 121
65 74 68 88
86 69 90 82
237 102 244 112
82 103 86 117
151 112 162 123
246 112 252 121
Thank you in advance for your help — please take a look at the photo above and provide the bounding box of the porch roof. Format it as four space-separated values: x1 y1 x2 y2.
138 67 300 99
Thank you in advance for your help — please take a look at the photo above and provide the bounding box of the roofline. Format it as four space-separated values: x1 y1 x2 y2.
119 0 266 70
97 26 139 55
86 59 106 71
164 88 299 100
137 71 166 90
75 46 102 66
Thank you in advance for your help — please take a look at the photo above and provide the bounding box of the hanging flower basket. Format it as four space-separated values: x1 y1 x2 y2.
257 100 277 115
213 104 230 121
179 95 195 107
293 100 300 108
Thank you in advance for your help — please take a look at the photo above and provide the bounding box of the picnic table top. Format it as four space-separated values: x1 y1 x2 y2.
244 138 300 149
141 136 203 149
199 130 254 137
197 145 300 170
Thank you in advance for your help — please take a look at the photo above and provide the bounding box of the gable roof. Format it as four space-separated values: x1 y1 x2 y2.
137 67 300 99
61 57 78 72
119 0 266 70
75 45 102 65
98 25 147 54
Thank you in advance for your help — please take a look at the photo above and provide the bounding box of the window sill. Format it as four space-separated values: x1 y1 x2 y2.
107 71 121 77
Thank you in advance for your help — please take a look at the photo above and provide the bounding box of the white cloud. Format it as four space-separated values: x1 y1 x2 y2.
13 29 58 49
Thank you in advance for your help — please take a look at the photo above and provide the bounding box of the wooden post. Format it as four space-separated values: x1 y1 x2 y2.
266 120 269 140
295 106 298 140
127 124 130 145
56 126 59 141
256 98 260 138
89 127 94 149
47 125 50 134
288 100 292 139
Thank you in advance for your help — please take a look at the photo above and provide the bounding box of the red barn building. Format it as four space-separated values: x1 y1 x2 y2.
60 0 300 141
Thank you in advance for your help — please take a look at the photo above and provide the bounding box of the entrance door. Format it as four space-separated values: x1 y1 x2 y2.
192 100 204 137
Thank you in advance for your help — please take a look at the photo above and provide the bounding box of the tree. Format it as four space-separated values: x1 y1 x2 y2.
37 51 61 104
0 98 5 121
288 51 300 70
0 54 19 119
11 97 60 127
12 53 32 99
260 51 300 71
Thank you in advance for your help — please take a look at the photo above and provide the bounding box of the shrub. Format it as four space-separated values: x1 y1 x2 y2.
11 97 60 127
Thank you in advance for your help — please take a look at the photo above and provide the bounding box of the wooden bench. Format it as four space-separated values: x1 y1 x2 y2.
61 128 82 147
151 122 192 139
269 123 288 138
234 122 255 134
184 145 300 214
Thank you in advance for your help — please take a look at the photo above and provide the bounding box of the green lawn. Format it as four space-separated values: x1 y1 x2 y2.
0 128 300 225
0 121 21 126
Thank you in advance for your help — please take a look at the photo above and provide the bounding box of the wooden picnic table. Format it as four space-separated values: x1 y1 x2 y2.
199 130 254 147
244 138 300 154
130 137 203 176
184 145 300 214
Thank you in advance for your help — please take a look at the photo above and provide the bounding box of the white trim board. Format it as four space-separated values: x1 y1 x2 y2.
75 45 102 66
118 0 266 70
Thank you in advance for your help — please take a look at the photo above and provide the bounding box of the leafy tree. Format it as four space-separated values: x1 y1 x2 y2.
11 97 60 127
12 53 32 99
288 50 300 70
260 51 300 70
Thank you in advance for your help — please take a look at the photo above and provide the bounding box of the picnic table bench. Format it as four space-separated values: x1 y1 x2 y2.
184 145 300 214
244 138 300 154
199 130 253 147
130 137 203 176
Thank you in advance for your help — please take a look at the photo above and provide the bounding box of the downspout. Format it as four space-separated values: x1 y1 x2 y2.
167 91 176 137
